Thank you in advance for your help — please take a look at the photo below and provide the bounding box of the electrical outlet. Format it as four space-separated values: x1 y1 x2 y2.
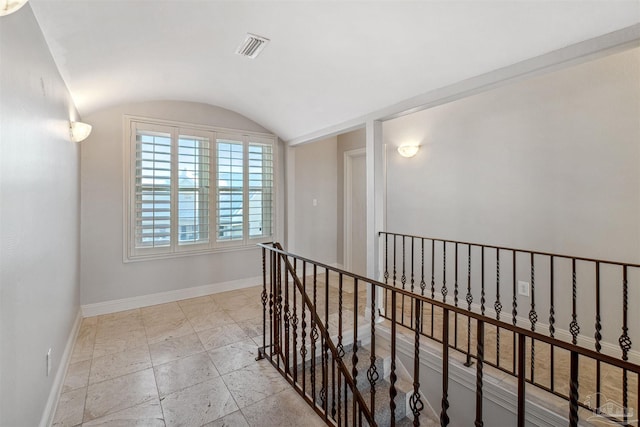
46 348 51 376
518 281 530 297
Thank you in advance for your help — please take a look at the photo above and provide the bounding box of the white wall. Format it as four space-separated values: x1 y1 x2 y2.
384 47 640 263
81 100 284 305
291 137 338 264
383 47 640 350
0 5 81 426
337 128 366 265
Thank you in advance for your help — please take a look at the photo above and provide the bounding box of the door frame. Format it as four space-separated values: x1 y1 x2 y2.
343 148 366 272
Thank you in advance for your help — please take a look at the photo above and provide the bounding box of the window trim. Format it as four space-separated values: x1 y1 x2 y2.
123 115 277 262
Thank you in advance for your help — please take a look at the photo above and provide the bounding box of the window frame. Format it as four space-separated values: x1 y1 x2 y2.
124 115 277 262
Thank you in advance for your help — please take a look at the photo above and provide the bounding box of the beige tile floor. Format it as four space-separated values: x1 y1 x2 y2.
52 286 327 427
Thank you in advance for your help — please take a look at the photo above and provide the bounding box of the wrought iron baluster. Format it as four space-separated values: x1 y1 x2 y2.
442 242 448 302
431 239 435 337
352 278 359 427
292 260 298 382
320 268 329 412
410 237 415 328
512 251 518 374
384 233 389 318
409 299 424 427
367 283 379 421
393 234 397 288
619 265 631 422
310 264 318 401
529 253 537 383
301 262 307 393
570 259 580 345
517 334 526 427
337 273 345 358
475 320 485 427
258 247 268 359
441 307 450 426
549 256 555 391
420 239 426 296
495 248 502 368
402 236 407 325
454 243 459 349
390 290 397 425
569 351 579 427
480 246 485 316
276 253 283 370
284 256 291 374
465 245 473 367
594 262 601 410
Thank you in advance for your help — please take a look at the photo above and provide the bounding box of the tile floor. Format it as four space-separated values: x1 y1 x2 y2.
52 285 327 427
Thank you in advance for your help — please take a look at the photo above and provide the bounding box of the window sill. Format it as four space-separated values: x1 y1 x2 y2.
123 242 271 263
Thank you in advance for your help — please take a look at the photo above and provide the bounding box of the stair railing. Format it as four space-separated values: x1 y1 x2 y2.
259 241 640 426
258 242 376 426
379 231 640 426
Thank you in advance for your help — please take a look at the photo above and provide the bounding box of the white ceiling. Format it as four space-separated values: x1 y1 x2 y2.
29 0 640 141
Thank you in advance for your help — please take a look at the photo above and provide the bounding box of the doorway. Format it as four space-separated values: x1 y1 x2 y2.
343 148 366 276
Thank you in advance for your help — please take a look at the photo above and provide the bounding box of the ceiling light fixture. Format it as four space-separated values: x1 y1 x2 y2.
235 33 270 59
0 0 28 16
397 144 420 158
69 121 92 142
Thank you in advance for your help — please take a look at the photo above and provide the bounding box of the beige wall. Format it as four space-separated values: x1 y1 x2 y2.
383 47 640 348
291 137 338 264
0 5 81 425
81 100 284 304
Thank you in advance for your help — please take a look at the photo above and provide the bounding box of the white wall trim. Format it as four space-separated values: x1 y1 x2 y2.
81 276 261 317
343 148 366 272
39 309 82 427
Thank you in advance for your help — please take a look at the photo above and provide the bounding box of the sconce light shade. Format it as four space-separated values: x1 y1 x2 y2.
69 121 92 142
0 0 28 16
397 144 420 158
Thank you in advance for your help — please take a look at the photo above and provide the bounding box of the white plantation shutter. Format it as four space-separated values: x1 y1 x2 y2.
134 126 172 251
126 117 275 261
216 137 244 242
248 140 273 239
178 134 210 247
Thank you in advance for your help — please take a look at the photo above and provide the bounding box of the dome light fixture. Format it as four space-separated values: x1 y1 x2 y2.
0 0 28 16
69 121 93 142
397 143 420 158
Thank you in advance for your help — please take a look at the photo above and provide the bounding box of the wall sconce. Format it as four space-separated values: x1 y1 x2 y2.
0 0 28 16
69 121 92 142
397 143 420 158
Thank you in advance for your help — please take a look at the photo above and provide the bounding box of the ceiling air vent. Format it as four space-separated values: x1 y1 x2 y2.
235 33 270 59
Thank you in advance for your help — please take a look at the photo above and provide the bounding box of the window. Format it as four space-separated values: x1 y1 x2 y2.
125 117 276 260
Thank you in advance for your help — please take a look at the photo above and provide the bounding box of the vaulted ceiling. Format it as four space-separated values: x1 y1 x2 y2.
30 0 639 141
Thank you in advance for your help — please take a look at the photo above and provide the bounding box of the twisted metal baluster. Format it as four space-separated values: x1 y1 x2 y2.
431 239 435 337
300 263 307 393
410 237 415 328
420 239 426 296
310 265 318 402
291 262 299 382
337 273 345 358
464 245 473 367
320 268 329 411
384 234 389 317
283 258 291 374
494 248 502 368
475 320 485 427
528 253 537 383
619 265 631 422
480 247 485 315
549 256 555 391
410 299 424 426
512 251 518 374
390 291 398 425
442 242 448 302
594 262 602 411
367 284 379 420
454 243 459 349
570 259 580 345
402 236 407 325
259 247 268 359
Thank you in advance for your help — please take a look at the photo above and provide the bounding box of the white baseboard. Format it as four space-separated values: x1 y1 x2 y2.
39 309 82 427
81 276 262 317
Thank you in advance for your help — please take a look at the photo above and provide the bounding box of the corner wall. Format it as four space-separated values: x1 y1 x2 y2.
0 5 81 425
